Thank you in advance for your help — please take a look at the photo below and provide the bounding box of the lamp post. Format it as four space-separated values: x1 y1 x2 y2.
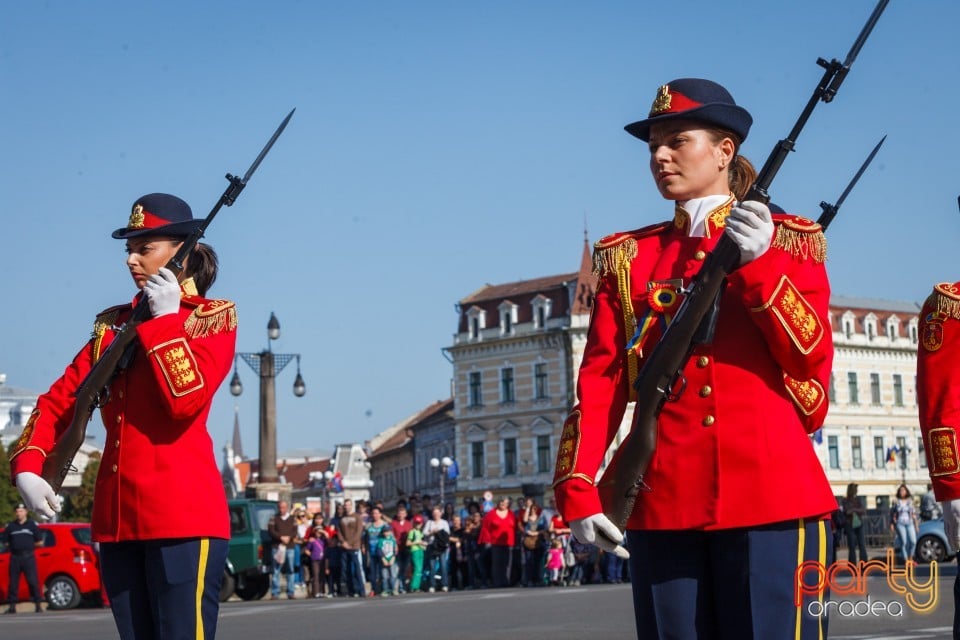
309 470 335 518
230 312 305 488
430 456 453 505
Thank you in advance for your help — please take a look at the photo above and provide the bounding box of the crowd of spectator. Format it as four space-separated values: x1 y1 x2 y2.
267 493 630 599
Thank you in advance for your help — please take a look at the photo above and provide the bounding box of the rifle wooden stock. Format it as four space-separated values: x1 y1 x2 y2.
595 0 887 532
41 322 143 493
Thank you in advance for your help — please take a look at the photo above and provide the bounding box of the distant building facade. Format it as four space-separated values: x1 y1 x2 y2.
818 295 924 509
444 239 601 503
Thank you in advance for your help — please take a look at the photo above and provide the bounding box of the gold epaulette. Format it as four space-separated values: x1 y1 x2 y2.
771 214 826 263
931 282 960 320
182 297 238 339
91 304 130 361
592 222 670 276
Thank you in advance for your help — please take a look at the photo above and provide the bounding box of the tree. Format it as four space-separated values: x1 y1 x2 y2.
62 452 99 522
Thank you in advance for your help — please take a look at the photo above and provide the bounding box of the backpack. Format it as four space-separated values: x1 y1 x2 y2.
431 528 450 551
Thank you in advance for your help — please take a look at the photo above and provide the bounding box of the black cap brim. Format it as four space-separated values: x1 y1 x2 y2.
111 219 203 240
625 103 753 143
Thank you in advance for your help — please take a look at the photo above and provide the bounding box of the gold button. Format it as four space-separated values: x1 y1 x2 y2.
112 464 118 473
696 356 709 368
702 415 715 426
115 415 121 424
694 250 707 261
699 385 712 398
115 440 120 448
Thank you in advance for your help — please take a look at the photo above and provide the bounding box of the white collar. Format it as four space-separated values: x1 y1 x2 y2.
678 194 732 238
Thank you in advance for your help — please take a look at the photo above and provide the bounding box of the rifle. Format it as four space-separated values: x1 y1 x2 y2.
40 109 295 493
596 0 889 535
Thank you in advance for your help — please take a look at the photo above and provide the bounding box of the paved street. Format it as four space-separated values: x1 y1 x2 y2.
1 573 957 640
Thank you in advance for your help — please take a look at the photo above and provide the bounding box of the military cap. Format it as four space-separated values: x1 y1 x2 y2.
625 78 753 143
112 193 202 239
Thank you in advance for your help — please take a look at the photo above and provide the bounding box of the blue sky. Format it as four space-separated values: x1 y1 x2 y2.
2 1 959 460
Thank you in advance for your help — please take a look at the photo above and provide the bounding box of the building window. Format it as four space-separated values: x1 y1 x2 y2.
536 435 551 473
870 373 881 405
503 438 517 476
887 317 899 340
828 374 836 404
466 307 486 341
843 313 855 339
498 302 518 337
828 436 840 469
534 363 548 399
874 436 885 469
909 321 918 344
865 314 877 340
851 436 862 469
896 436 908 469
532 295 552 330
919 436 927 469
471 441 484 478
469 372 482 407
893 374 904 407
501 368 515 403
848 372 859 405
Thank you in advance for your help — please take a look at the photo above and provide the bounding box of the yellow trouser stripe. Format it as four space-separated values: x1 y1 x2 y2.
195 538 210 640
817 520 827 640
795 518 805 640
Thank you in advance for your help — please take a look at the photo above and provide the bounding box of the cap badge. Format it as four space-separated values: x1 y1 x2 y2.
650 84 672 116
128 203 145 229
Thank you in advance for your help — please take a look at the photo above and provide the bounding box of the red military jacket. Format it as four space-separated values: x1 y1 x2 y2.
917 282 960 501
553 196 836 530
10 278 235 542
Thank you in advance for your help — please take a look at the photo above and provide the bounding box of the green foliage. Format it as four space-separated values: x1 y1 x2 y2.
61 452 99 522
0 441 23 517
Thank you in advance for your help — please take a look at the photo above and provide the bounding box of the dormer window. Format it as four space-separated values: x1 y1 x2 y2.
498 301 518 337
886 315 900 341
531 295 552 330
842 311 856 339
909 318 919 344
466 306 486 341
864 313 877 341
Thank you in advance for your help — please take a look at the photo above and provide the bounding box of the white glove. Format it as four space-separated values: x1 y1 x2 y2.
15 472 62 520
570 513 630 559
143 267 181 317
725 200 774 265
942 499 960 553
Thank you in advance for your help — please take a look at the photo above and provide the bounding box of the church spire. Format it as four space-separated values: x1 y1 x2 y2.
571 219 596 315
231 406 244 460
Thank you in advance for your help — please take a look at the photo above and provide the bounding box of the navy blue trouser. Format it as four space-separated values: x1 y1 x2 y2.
6 552 42 605
627 518 832 640
101 537 228 640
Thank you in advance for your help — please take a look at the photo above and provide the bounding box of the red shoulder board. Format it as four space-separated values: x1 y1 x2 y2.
771 214 826 263
593 222 670 276
594 221 671 250
182 297 238 339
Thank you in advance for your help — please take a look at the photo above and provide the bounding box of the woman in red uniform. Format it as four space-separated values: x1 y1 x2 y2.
552 79 836 639
916 280 960 639
9 193 236 639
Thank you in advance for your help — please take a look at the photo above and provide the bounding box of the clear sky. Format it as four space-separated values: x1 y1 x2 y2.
2 1 958 461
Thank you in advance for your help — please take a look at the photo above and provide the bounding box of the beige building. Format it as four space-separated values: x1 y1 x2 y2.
819 295 924 509
445 239 597 502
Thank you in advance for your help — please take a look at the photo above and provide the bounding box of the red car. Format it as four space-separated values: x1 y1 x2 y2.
0 522 104 610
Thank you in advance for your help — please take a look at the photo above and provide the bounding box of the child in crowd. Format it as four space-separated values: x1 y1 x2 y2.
407 515 427 592
380 528 399 596
306 515 327 598
546 538 565 586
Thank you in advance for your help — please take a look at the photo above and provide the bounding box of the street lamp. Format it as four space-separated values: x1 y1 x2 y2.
309 470 336 518
430 456 454 505
230 312 306 486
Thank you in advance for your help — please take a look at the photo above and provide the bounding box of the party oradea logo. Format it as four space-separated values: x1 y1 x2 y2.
795 549 939 618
